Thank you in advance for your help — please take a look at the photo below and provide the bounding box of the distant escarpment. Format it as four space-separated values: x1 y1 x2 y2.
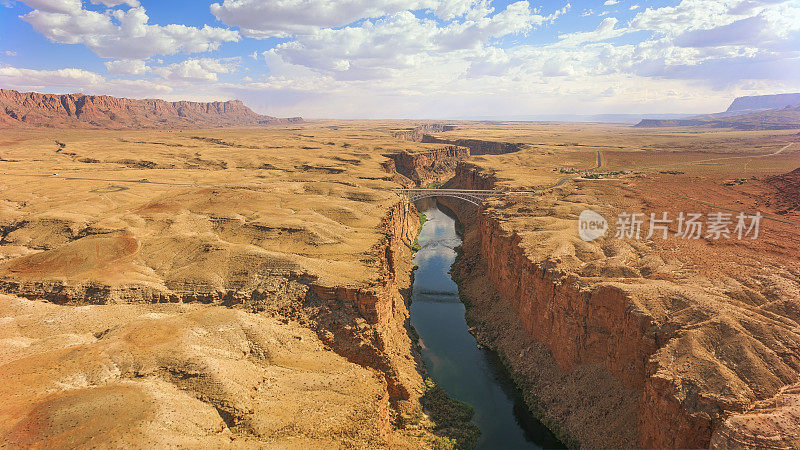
636 107 800 130
636 94 800 130
0 89 302 129
727 93 800 112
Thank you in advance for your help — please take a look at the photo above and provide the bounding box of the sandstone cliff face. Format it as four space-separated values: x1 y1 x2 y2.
444 204 640 448
0 198 424 446
387 130 521 186
0 198 423 405
390 124 456 142
385 145 469 185
635 106 800 130
476 217 658 389
0 127 436 447
727 93 800 112
304 200 425 412
446 161 497 189
388 124 521 186
0 89 302 129
422 136 523 155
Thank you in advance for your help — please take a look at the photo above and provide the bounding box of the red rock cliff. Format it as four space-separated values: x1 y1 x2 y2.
385 145 470 186
390 123 456 142
0 89 302 129
304 199 425 421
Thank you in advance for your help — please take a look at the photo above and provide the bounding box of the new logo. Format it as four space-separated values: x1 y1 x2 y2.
578 210 608 242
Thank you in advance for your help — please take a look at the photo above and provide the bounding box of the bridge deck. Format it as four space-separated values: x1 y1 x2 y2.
392 188 541 207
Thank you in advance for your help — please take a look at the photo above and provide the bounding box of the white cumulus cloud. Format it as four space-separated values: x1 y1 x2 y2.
104 59 149 75
267 1 562 80
19 2 240 59
210 0 431 38
0 66 172 97
558 17 625 45
152 58 238 82
90 0 140 6
209 0 509 38
17 0 81 14
7 0 800 118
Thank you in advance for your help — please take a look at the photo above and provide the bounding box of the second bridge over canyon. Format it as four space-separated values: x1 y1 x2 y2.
392 188 540 206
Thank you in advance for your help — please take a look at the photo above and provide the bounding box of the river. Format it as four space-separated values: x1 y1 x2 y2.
410 199 563 450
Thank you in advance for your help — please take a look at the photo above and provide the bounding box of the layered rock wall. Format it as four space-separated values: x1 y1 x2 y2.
304 199 424 425
385 145 469 185
390 124 456 141
0 197 424 429
422 136 523 155
446 163 720 448
0 89 302 128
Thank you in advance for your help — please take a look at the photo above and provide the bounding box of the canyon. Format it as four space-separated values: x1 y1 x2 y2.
0 104 799 448
384 145 469 186
386 124 523 185
390 124 457 142
414 123 800 448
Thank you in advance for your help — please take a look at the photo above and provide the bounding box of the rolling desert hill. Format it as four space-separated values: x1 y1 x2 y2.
0 123 445 448
0 89 302 129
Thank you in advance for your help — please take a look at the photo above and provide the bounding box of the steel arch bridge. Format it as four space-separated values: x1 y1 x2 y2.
392 188 512 206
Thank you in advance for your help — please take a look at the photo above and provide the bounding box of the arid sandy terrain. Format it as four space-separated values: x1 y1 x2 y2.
0 124 454 448
1 119 799 448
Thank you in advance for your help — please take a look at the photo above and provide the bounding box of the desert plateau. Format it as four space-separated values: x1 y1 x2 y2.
3 0 800 448
0 91 798 448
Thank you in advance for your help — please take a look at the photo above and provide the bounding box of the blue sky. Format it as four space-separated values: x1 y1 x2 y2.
1 0 799 118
